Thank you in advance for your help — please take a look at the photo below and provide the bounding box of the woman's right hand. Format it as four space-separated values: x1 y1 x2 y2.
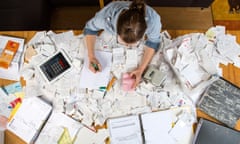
88 57 102 73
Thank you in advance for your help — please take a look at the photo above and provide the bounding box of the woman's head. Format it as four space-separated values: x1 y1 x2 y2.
117 0 147 45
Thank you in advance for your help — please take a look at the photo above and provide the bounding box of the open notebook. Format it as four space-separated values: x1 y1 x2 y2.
107 107 194 144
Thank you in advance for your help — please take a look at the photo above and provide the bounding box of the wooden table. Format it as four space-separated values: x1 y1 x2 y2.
1 30 240 144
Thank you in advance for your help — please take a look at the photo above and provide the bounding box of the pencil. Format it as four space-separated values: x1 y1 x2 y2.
103 76 117 98
107 76 116 91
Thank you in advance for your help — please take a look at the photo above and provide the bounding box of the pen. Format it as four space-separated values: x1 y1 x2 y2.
103 76 117 98
91 62 99 71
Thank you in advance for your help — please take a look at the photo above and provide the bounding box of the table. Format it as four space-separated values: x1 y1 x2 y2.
1 30 240 144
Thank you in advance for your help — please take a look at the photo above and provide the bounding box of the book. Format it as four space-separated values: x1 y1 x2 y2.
197 77 240 128
107 107 194 144
193 118 240 144
0 35 25 81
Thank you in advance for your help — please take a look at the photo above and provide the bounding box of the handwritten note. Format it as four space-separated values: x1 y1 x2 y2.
79 50 112 89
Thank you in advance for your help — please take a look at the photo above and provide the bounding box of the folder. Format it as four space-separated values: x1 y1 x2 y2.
193 118 240 144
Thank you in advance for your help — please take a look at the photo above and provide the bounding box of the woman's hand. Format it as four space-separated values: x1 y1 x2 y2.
88 57 102 73
129 68 144 88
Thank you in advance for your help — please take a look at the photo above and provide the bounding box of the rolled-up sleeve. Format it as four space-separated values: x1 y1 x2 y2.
83 2 119 35
145 7 162 51
83 3 115 35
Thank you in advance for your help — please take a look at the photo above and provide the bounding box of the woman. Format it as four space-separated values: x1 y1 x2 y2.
83 0 162 88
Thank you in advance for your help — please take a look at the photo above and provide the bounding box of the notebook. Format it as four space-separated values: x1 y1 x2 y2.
7 96 52 143
193 118 240 144
107 107 194 144
197 77 240 128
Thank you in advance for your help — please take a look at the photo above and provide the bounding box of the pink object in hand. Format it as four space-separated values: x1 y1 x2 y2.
121 73 135 91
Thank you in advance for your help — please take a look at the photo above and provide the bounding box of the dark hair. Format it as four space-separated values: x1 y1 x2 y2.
117 0 147 43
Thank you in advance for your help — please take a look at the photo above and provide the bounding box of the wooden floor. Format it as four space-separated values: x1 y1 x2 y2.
153 7 213 30
51 6 100 30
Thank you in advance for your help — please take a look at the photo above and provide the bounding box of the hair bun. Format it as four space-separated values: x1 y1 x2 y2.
129 0 145 12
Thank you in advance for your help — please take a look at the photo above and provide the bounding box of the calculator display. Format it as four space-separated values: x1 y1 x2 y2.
40 52 71 81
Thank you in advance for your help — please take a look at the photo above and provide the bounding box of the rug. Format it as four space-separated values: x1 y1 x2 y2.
212 0 240 30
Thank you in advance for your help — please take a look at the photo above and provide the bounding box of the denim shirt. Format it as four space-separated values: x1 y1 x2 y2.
83 1 162 51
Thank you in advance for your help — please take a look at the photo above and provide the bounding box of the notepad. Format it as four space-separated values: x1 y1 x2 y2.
79 50 112 89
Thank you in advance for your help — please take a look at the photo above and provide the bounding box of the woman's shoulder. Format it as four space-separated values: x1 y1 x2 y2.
145 5 160 18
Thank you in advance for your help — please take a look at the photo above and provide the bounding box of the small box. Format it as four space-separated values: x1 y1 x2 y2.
0 40 20 69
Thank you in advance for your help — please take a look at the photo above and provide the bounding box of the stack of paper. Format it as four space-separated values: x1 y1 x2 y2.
0 35 25 81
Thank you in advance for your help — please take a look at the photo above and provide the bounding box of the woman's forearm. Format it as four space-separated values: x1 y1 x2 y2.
138 46 155 73
85 35 97 59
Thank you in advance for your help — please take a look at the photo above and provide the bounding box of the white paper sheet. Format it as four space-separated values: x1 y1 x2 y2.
79 50 112 89
141 110 175 144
